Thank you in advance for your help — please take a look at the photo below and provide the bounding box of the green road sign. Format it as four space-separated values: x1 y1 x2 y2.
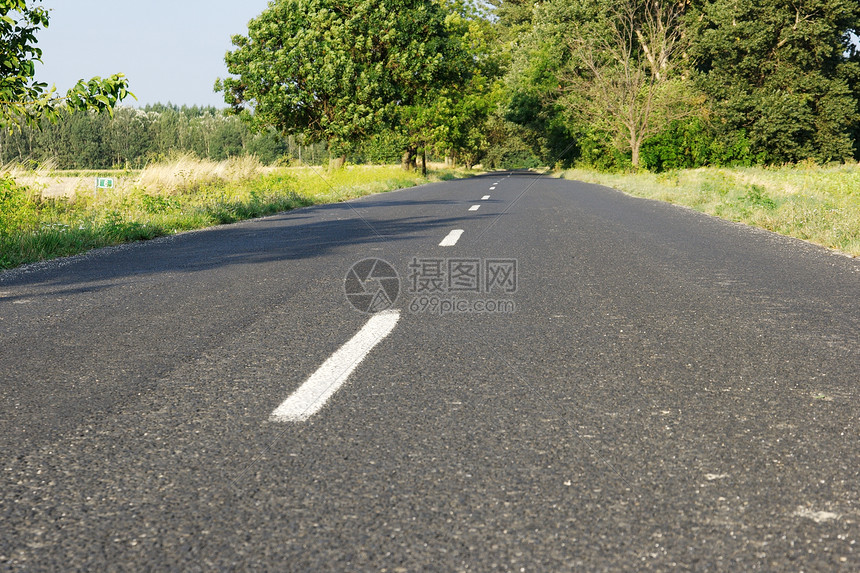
95 177 115 189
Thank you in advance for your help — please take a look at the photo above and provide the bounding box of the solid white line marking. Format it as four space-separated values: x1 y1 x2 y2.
439 229 464 246
481 195 491 200
270 310 400 422
469 205 481 211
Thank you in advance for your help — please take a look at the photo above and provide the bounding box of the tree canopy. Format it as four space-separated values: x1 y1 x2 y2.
686 0 860 164
556 0 699 167
498 0 860 169
218 0 471 159
0 0 132 132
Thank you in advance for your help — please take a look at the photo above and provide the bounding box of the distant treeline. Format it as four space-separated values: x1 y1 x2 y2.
0 103 440 169
0 104 348 169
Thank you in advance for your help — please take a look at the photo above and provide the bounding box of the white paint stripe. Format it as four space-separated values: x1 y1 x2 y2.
481 195 491 200
270 310 400 422
489 187 496 190
469 205 481 211
439 229 464 246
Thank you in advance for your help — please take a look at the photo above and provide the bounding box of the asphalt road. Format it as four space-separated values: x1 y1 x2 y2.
1 172 859 570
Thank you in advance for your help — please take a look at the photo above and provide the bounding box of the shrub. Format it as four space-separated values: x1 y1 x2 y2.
0 177 38 236
640 118 755 172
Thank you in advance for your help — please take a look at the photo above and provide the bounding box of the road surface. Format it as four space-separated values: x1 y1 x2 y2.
2 172 859 570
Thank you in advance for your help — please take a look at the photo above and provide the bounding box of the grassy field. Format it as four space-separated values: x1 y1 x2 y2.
558 163 860 257
0 156 474 270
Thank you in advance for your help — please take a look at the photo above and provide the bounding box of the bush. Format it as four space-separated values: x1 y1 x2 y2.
640 118 755 172
0 177 38 236
575 128 631 172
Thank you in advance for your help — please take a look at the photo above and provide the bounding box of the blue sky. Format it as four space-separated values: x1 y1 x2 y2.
35 0 272 108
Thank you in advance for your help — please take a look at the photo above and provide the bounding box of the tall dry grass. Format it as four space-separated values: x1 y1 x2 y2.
2 155 274 198
559 163 860 256
135 155 273 194
1 159 85 198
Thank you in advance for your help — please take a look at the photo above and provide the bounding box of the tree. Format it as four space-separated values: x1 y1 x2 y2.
218 0 465 168
687 0 860 164
488 0 548 43
396 1 502 173
0 0 132 132
558 0 700 168
498 0 581 166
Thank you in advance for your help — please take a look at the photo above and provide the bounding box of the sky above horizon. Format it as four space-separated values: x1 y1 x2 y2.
35 0 272 108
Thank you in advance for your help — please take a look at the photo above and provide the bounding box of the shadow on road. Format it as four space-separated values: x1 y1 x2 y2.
0 186 503 294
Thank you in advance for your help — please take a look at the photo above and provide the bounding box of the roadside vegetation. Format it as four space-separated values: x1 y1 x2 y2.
558 163 860 257
0 157 473 270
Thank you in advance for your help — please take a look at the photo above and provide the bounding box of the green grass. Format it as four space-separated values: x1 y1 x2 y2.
0 162 476 270
558 164 860 257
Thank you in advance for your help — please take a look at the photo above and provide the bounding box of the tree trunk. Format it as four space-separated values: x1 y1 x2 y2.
401 147 417 171
421 148 427 177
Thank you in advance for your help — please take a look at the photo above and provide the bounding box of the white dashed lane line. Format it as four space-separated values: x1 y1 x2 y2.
439 229 464 247
274 173 515 422
270 310 401 422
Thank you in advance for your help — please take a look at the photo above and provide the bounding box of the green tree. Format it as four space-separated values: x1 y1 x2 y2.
209 115 246 160
557 0 701 168
488 0 547 43
687 0 860 163
481 113 541 169
396 1 502 172
500 0 580 166
218 0 466 168
106 107 154 168
0 0 132 132
246 127 288 164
